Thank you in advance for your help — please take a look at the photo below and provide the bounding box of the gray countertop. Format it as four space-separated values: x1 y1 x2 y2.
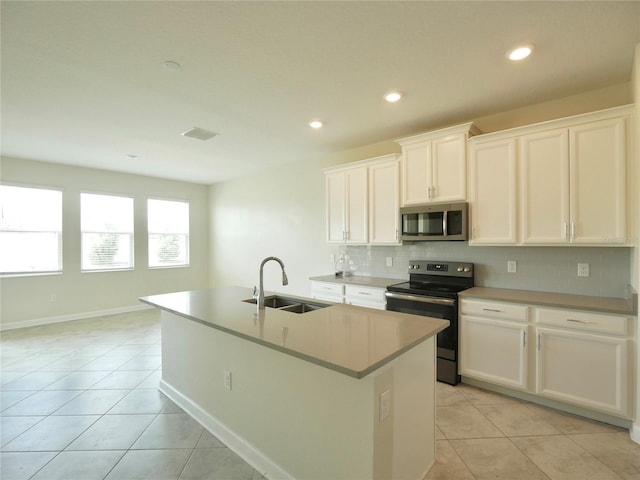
309 274 404 289
460 287 636 316
140 286 448 379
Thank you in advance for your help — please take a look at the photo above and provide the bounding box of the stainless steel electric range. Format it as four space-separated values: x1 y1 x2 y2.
385 260 474 385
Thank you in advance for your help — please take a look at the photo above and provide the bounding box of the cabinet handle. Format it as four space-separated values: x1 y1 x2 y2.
563 222 568 239
522 331 527 347
427 186 432 200
357 291 371 295
537 333 541 351
570 222 575 240
395 228 398 240
432 186 436 199
566 318 593 324
482 308 502 313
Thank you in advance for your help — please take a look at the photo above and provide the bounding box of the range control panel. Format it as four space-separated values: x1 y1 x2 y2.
408 260 473 277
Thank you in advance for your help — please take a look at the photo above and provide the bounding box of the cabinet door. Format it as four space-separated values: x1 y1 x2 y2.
536 327 629 417
401 142 431 206
345 167 368 244
569 118 626 244
432 133 466 202
520 129 570 244
369 159 400 244
326 173 346 243
460 315 528 390
468 138 518 244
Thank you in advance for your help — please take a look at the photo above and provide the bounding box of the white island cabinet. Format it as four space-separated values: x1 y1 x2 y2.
141 287 448 480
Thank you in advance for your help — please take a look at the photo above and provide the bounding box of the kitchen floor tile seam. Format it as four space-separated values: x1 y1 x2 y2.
61 411 163 454
432 439 480 480
562 433 635 479
446 438 554 480
506 435 626 480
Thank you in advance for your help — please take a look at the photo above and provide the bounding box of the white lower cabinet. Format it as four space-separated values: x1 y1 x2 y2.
534 308 630 417
460 299 633 419
344 284 386 310
460 300 528 390
310 281 344 303
310 281 386 310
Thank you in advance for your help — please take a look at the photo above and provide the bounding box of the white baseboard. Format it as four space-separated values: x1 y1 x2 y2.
159 379 294 480
631 421 640 445
0 304 153 331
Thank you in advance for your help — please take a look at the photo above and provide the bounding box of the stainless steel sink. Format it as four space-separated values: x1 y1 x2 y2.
243 295 329 314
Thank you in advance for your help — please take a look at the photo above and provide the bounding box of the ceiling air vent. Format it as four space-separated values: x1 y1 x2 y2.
181 127 218 141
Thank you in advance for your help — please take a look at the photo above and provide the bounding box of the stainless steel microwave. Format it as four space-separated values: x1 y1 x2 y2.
399 202 468 242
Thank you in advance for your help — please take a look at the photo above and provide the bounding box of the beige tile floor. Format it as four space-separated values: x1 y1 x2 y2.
1 309 639 479
429 382 640 480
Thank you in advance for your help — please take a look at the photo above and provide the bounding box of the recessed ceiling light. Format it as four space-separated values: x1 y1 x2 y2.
181 127 218 141
384 91 403 103
309 120 323 129
164 60 181 70
126 154 138 160
507 45 533 61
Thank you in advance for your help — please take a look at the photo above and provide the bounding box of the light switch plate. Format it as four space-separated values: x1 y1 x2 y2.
507 260 517 273
386 257 393 267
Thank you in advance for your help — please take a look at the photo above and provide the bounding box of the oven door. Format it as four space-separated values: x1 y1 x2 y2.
384 291 457 360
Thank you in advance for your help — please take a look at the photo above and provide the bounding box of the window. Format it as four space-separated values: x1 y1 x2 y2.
81 193 134 271
148 198 189 268
0 185 63 274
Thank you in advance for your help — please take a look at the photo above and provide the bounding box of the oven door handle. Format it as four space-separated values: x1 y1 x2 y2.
385 291 455 306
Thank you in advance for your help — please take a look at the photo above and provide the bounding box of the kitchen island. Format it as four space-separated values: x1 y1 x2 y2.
140 286 449 480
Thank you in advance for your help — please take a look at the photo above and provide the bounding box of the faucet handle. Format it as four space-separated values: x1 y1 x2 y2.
252 286 258 300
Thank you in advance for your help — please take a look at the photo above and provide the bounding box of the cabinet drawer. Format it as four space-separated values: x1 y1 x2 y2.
535 308 628 336
460 299 528 322
310 281 344 298
345 284 386 304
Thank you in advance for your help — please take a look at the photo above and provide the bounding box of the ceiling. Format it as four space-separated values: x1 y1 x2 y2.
1 1 639 185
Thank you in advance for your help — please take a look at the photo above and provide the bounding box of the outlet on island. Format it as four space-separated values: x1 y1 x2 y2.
223 370 232 391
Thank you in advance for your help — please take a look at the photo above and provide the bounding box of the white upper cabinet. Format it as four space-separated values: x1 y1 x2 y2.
368 158 400 245
325 154 400 245
569 118 626 244
326 167 368 244
468 138 518 244
396 123 479 206
520 128 570 244
469 105 632 246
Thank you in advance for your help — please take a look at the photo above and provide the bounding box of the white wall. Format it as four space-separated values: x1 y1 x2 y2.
0 157 210 328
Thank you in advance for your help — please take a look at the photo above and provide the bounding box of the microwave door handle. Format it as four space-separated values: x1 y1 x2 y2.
442 210 448 237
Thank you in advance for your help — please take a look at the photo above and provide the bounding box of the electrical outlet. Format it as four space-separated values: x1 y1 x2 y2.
386 257 393 267
379 389 391 421
577 263 590 277
507 260 517 273
50 294 58 302
223 370 232 390
329 254 335 263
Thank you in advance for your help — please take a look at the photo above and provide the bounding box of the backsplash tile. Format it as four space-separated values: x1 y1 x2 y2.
328 243 631 298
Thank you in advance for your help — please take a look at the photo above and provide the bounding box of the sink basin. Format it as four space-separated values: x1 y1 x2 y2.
280 303 326 314
243 295 330 314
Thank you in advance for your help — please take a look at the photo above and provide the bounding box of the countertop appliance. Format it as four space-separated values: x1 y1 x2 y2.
399 202 468 242
385 260 474 385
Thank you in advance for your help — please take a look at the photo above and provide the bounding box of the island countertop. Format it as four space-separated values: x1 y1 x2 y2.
140 286 448 379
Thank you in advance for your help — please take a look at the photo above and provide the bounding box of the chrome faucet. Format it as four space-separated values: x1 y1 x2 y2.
254 256 288 310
